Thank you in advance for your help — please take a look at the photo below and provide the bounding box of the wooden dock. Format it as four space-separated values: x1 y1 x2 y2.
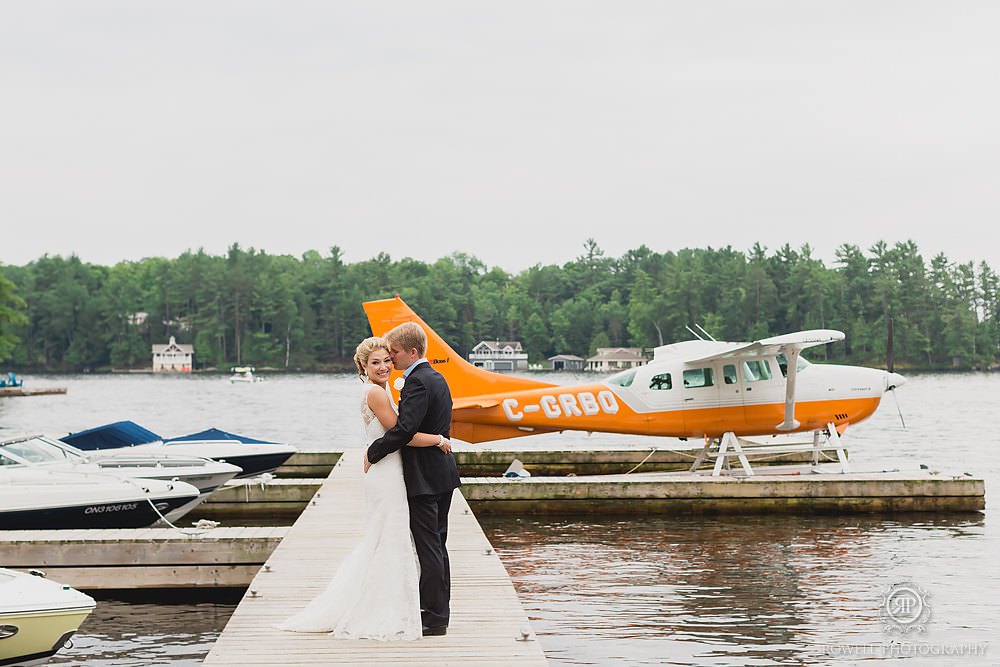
462 470 986 514
199 478 319 520
0 527 286 589
204 449 548 666
275 446 840 478
198 468 985 520
0 386 67 397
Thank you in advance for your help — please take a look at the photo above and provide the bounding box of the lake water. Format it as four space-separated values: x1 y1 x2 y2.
2 371 996 666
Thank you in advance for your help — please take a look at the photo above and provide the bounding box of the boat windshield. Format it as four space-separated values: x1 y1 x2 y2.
0 436 84 464
776 353 811 377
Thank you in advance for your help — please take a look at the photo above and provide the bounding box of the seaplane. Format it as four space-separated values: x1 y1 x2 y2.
363 297 906 476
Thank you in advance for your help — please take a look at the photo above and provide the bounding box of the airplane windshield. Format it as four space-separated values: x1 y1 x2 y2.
607 368 637 388
776 353 811 378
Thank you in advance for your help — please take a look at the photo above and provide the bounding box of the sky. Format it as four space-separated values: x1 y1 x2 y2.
2 1 999 273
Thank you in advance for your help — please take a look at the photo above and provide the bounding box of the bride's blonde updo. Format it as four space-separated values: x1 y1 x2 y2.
354 336 390 382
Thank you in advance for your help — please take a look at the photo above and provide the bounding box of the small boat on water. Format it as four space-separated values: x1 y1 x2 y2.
0 434 241 501
0 568 95 666
0 371 23 388
61 421 297 479
229 366 261 383
0 468 201 530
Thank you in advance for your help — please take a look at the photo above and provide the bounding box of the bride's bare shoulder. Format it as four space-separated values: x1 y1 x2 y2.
365 385 392 410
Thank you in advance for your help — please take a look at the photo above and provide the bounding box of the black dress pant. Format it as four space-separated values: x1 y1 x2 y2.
408 489 453 628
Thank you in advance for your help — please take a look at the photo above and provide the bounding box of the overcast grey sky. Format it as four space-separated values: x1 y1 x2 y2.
2 1 998 272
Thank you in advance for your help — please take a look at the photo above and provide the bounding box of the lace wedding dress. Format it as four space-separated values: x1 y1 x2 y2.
277 384 422 640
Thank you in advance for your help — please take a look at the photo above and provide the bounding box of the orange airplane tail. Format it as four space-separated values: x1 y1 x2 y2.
362 296 558 401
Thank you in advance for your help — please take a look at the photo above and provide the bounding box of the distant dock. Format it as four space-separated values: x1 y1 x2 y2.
204 449 548 666
0 386 67 397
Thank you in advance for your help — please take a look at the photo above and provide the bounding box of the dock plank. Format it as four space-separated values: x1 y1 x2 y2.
204 449 548 666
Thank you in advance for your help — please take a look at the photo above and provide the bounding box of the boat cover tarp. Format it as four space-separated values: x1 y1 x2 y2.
61 420 163 450
165 427 277 445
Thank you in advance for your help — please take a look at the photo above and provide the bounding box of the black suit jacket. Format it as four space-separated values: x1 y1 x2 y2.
366 361 461 497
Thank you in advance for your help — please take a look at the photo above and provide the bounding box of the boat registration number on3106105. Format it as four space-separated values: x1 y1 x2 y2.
502 391 619 422
85 503 139 514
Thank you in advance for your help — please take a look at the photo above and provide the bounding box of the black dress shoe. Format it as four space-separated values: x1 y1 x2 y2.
422 625 447 636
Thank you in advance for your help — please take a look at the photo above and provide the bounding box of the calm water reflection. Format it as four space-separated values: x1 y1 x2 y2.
482 514 992 666
1 371 996 666
47 596 236 666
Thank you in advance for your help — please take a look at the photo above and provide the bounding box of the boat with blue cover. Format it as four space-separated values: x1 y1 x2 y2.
61 422 296 478
0 434 241 512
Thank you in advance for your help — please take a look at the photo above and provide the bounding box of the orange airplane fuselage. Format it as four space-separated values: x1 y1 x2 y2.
363 297 900 444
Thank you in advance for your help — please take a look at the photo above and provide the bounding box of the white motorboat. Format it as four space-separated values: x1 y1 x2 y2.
229 366 261 383
0 467 201 530
0 434 242 499
62 422 297 479
0 568 95 666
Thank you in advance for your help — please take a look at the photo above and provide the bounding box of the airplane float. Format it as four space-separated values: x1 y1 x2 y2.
363 296 906 476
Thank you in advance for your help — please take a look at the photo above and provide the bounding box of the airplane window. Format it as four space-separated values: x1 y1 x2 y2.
742 360 772 382
775 354 810 378
607 368 637 387
649 373 672 390
683 368 714 388
723 364 737 384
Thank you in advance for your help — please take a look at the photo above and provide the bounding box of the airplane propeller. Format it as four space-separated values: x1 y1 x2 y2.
885 317 906 429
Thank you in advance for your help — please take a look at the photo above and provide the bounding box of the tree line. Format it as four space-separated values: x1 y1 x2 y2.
1 240 998 372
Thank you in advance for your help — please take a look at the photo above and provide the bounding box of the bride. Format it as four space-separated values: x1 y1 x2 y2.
277 336 450 640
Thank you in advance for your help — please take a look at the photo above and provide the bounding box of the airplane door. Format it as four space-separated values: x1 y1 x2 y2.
679 364 723 435
739 357 785 431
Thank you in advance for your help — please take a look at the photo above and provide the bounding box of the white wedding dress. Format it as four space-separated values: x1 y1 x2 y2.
277 384 422 640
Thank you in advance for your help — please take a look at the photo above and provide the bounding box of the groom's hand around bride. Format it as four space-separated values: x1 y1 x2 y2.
363 450 372 474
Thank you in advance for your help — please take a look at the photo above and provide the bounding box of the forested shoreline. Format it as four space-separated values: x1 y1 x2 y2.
1 240 998 372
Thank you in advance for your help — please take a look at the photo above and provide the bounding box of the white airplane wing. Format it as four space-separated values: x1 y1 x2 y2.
685 330 845 364
685 329 845 432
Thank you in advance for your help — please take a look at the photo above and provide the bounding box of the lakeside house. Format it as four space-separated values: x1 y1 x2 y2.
548 354 585 371
152 336 194 372
585 347 647 372
469 340 529 372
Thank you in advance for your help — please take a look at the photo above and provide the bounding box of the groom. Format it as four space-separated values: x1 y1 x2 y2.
364 321 461 637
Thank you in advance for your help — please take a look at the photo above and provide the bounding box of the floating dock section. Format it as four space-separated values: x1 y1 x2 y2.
204 449 548 666
200 469 985 520
462 471 986 514
0 386 67 397
0 527 285 589
275 446 837 478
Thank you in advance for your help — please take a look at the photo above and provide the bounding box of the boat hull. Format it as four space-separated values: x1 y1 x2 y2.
215 452 294 478
0 494 198 530
0 607 93 666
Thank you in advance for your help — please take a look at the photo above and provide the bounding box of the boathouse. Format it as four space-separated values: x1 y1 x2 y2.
586 347 647 372
549 354 585 371
152 336 194 372
469 340 529 371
